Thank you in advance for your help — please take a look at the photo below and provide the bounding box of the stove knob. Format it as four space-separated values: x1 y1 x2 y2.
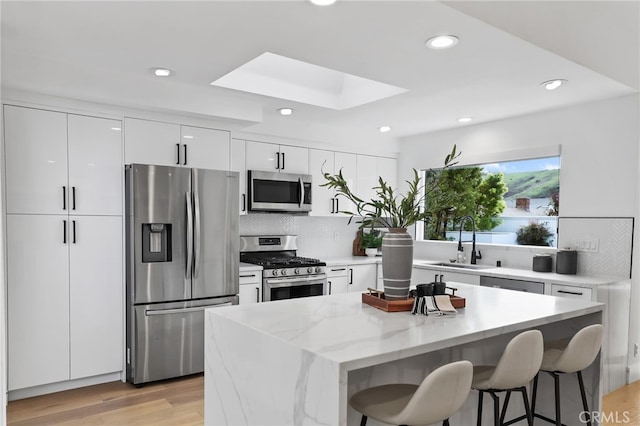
294 268 300 275
315 266 322 273
272 270 278 276
307 267 314 274
281 269 287 276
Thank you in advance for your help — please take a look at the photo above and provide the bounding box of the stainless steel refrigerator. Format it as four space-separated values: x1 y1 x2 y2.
125 164 239 385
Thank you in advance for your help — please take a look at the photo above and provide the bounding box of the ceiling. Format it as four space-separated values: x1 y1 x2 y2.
1 1 638 154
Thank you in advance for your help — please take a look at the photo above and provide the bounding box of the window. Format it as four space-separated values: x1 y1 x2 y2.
418 156 560 247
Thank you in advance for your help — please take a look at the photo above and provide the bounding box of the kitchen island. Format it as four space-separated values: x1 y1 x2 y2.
204 283 603 425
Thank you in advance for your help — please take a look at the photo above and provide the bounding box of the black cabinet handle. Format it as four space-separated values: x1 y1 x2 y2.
256 287 260 303
328 280 332 295
557 290 584 296
176 143 181 165
276 152 280 170
281 152 285 170
62 186 67 210
349 268 353 285
72 186 76 210
72 220 76 244
336 198 339 213
242 194 246 212
63 220 67 244
330 198 335 214
183 144 188 166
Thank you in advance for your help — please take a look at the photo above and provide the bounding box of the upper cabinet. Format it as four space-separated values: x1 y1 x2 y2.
308 149 358 216
356 155 398 205
124 117 230 171
4 105 123 216
245 140 308 174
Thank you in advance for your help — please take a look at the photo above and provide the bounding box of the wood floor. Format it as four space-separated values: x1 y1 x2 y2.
7 376 640 425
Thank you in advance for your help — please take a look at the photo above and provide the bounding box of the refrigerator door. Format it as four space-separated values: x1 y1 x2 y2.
127 164 192 304
128 296 238 384
192 169 239 299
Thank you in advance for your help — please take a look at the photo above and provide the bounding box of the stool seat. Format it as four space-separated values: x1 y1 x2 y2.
349 360 473 426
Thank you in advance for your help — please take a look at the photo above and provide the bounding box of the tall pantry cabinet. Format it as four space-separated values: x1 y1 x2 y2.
3 105 123 391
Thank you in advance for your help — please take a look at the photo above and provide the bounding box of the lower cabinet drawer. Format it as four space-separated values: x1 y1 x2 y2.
239 272 261 285
551 284 592 300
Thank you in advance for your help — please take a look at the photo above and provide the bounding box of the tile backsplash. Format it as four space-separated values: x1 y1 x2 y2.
240 214 360 258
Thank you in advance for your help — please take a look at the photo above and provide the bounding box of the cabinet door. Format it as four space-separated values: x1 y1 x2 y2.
308 149 335 216
231 139 247 215
239 284 262 304
334 152 357 216
181 125 230 170
69 216 123 379
279 145 308 174
124 118 181 166
245 140 279 171
68 114 123 216
348 264 377 293
7 214 70 390
327 266 349 294
378 157 397 191
4 105 68 215
356 155 379 205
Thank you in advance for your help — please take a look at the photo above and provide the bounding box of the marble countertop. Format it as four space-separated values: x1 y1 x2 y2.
206 283 602 371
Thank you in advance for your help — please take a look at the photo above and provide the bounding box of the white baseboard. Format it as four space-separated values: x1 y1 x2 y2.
8 372 123 401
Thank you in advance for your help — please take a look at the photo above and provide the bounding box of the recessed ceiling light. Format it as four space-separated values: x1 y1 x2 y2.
457 117 473 123
110 127 121 131
278 108 294 116
150 67 173 77
183 135 194 139
425 35 459 50
310 0 336 5
541 79 567 91
378 126 392 133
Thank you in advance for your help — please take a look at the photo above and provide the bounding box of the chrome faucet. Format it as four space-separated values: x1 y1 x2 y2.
457 215 482 264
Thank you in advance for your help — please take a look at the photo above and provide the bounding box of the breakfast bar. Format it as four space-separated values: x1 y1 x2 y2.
204 284 604 425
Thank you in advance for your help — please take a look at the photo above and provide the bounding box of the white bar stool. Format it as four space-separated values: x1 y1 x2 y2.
472 329 543 426
530 324 603 426
349 360 473 426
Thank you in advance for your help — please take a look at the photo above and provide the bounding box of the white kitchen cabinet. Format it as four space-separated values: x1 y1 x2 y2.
308 149 336 216
7 214 123 390
348 264 377 293
239 270 262 304
69 216 123 379
327 266 350 295
356 155 379 205
125 117 230 170
333 152 357 215
551 284 592 301
231 139 248 215
4 106 122 216
378 156 397 191
7 214 70 390
245 140 308 174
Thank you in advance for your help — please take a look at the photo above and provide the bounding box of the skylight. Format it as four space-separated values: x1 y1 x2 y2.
210 52 407 110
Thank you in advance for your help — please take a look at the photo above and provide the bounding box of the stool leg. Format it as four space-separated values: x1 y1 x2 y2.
489 391 500 426
500 390 512 424
477 391 484 426
443 419 450 426
359 415 367 426
530 373 539 420
552 372 561 426
521 387 533 426
577 371 591 426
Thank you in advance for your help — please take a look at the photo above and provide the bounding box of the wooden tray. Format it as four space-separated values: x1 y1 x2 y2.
362 292 466 312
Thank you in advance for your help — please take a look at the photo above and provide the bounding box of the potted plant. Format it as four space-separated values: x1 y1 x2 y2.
322 145 461 299
360 229 383 257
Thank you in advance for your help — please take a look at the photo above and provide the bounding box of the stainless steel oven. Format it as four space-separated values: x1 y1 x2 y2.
240 235 327 302
248 170 312 213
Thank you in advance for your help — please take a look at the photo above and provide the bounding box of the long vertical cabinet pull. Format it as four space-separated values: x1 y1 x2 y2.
63 220 67 244
330 198 334 214
255 287 260 303
328 280 332 295
281 152 285 170
276 151 280 170
72 220 77 244
183 144 188 166
349 268 353 285
62 186 67 210
242 194 246 212
72 187 76 210
176 143 181 165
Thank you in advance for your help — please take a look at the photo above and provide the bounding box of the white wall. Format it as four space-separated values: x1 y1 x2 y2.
399 93 640 382
0 1 7 420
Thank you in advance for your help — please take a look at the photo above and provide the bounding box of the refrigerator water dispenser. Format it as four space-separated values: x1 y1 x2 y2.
142 223 172 262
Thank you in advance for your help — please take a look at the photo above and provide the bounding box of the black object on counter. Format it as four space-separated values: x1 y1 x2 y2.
496 260 502 267
556 250 577 274
532 254 553 272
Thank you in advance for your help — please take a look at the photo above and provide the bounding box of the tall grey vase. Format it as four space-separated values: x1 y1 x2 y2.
382 228 413 300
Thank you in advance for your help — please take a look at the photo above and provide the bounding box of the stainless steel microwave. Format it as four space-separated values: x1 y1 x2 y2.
248 170 312 213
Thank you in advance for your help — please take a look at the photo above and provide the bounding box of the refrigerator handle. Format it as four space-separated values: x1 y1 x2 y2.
176 143 181 165
298 178 304 208
193 189 201 278
185 192 193 279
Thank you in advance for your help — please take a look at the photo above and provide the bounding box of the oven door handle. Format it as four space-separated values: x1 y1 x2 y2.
264 275 326 285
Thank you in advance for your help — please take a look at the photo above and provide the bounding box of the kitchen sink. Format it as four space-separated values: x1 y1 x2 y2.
430 262 494 270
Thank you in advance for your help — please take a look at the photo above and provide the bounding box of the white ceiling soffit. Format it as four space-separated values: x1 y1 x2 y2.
211 52 407 110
